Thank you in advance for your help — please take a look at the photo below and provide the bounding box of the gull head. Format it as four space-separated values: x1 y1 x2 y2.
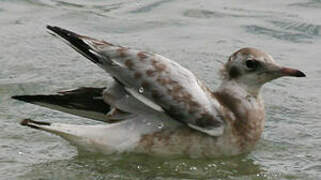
222 47 305 95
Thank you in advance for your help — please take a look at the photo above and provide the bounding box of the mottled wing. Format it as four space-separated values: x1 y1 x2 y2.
47 25 224 136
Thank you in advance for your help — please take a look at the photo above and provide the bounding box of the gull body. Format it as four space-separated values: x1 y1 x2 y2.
13 26 305 157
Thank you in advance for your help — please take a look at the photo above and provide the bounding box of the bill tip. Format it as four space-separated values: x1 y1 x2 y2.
295 71 306 77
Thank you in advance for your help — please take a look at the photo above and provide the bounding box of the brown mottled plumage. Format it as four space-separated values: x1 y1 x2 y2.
13 26 306 157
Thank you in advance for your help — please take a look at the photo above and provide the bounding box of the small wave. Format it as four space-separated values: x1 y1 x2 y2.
289 0 321 8
244 25 313 43
130 0 173 14
184 9 228 18
20 0 123 15
270 20 321 37
53 0 122 13
183 9 277 19
54 0 84 8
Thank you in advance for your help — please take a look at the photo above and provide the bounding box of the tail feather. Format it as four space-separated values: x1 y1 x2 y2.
20 118 51 129
18 118 143 154
12 87 110 122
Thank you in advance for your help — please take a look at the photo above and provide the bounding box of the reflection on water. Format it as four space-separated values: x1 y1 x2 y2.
1 0 321 179
21 153 265 180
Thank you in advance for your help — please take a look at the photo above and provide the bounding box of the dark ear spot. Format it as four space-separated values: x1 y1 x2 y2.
229 66 241 79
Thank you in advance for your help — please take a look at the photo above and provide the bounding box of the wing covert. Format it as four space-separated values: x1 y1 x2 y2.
47 25 225 136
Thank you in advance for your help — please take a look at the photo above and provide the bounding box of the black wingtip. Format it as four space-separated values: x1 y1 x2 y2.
46 25 78 38
46 25 101 64
46 25 80 42
12 88 110 122
46 25 54 30
12 95 34 102
46 25 66 33
46 25 54 31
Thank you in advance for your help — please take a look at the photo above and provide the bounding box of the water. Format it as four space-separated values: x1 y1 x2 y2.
0 0 320 179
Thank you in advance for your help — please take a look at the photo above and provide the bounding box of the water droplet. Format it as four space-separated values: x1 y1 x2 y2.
138 87 144 94
158 123 164 129
135 0 141 6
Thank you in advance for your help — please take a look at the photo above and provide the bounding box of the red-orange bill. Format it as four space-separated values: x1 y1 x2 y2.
280 67 306 77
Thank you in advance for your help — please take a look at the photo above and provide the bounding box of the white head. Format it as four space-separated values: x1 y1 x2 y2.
221 48 305 95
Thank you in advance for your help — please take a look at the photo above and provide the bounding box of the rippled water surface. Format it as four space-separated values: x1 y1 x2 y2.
1 0 321 179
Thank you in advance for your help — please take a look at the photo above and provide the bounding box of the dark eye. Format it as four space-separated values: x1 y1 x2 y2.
245 60 259 69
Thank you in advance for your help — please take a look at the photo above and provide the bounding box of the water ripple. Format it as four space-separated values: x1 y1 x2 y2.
289 0 321 8
244 25 313 43
54 0 84 8
130 0 173 14
183 9 269 19
184 9 230 18
270 20 321 37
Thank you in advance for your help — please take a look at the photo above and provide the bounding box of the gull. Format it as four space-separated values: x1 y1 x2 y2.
12 26 306 157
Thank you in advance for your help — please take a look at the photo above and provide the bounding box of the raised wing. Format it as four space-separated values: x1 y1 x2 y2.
47 25 225 136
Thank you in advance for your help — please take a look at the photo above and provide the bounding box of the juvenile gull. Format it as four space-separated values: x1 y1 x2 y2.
13 26 306 157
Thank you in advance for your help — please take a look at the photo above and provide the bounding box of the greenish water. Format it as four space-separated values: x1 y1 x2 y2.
1 0 320 179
